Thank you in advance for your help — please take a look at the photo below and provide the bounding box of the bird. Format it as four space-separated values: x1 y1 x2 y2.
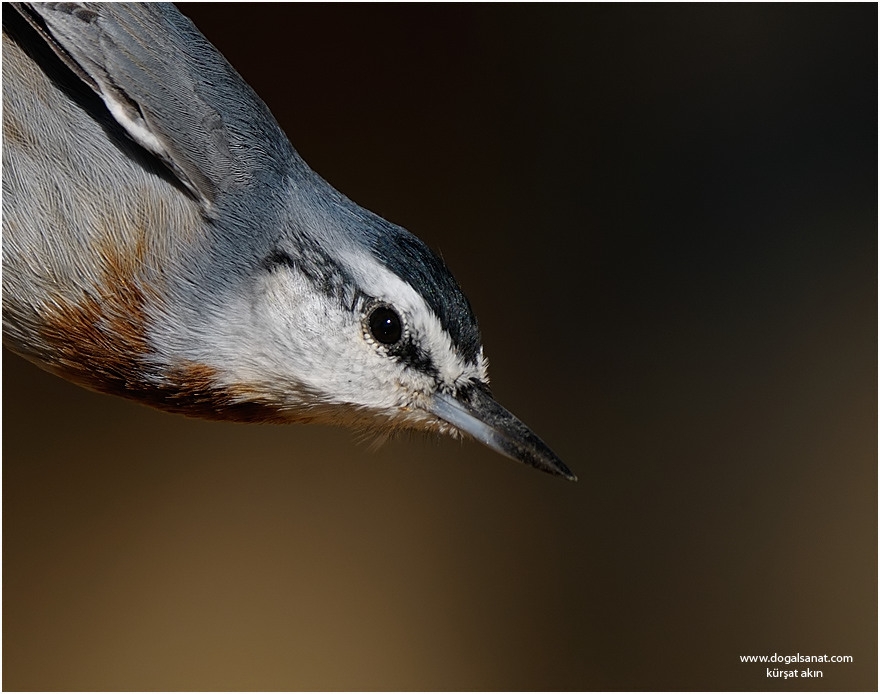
2 2 575 481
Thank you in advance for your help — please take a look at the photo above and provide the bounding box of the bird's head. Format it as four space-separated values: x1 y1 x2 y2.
3 1 572 480
199 194 575 481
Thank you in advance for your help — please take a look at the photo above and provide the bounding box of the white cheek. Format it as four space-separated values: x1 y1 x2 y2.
256 272 358 390
249 271 432 410
194 259 484 418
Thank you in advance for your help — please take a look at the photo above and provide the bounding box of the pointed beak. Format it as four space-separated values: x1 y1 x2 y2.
431 382 576 481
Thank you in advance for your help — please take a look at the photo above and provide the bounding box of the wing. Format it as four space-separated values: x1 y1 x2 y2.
12 2 296 212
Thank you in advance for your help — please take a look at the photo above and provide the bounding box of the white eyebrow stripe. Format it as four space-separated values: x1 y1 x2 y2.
339 250 487 385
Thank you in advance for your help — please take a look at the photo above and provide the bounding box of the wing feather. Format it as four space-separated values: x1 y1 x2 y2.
14 2 296 211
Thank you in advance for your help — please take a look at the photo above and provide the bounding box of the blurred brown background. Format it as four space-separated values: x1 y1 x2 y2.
3 3 876 690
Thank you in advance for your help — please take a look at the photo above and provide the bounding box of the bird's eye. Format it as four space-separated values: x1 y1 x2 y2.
368 305 403 345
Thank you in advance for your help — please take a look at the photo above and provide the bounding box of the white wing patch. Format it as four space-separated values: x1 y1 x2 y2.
103 95 164 157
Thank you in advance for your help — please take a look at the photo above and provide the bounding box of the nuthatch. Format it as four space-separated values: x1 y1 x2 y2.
2 3 575 480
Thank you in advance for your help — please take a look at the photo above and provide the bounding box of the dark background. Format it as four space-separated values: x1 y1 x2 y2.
4 3 876 690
